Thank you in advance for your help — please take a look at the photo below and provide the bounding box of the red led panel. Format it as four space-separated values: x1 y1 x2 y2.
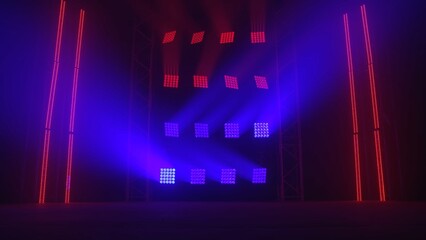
224 75 238 89
193 75 208 88
254 75 268 89
220 32 234 44
191 31 205 44
251 31 265 43
163 74 179 88
162 31 176 44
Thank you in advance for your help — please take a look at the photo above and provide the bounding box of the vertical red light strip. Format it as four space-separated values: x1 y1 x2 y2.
65 9 85 204
39 0 66 204
360 4 386 202
343 13 362 201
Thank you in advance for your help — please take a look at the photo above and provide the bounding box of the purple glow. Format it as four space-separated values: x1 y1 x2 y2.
224 123 239 138
224 75 238 89
163 74 179 88
194 123 209 138
190 169 206 184
254 75 268 89
252 168 267 184
221 169 236 184
160 168 176 184
251 31 265 43
254 122 269 138
164 122 179 137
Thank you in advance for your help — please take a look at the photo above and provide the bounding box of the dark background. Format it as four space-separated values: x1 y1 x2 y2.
0 0 425 203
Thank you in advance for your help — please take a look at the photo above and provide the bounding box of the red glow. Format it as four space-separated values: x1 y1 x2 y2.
193 75 208 88
164 74 179 88
162 31 176 44
361 4 386 202
220 32 234 44
65 9 85 204
251 32 265 43
39 0 66 204
224 75 238 89
343 13 362 201
254 75 268 89
191 31 205 44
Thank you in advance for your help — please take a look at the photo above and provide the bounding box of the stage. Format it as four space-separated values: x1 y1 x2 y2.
1 202 425 239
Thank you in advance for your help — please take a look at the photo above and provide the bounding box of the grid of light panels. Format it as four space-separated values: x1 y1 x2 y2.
254 75 268 89
163 74 179 88
224 75 239 89
251 31 266 43
252 168 267 184
160 168 176 184
191 31 205 44
220 32 235 44
254 122 269 138
194 123 209 138
224 123 240 138
164 122 179 137
221 169 236 184
162 31 176 44
190 169 206 184
193 75 208 88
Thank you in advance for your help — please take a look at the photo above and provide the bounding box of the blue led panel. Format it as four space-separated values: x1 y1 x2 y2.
190 169 206 184
221 168 236 184
195 123 209 138
254 122 269 138
164 122 179 137
160 168 175 184
224 123 239 138
252 168 267 184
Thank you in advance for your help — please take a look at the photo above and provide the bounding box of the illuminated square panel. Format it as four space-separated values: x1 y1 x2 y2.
195 123 209 138
160 168 175 184
254 75 269 89
191 169 206 184
224 75 238 89
163 74 179 88
254 122 269 138
162 31 176 44
224 123 239 138
221 169 236 184
252 168 267 184
191 31 205 44
251 31 265 43
193 75 208 88
164 122 179 137
220 32 234 44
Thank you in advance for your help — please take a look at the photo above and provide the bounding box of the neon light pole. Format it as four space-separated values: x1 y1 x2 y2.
65 9 85 204
343 13 362 201
39 0 66 204
360 4 386 202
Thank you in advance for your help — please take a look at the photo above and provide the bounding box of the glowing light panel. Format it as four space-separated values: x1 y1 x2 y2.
220 32 234 44
162 31 176 44
190 169 206 184
251 31 265 43
252 168 267 184
254 123 269 138
254 75 268 89
163 74 179 88
160 168 175 184
164 122 179 137
224 75 238 89
195 123 209 138
193 75 208 88
221 169 236 184
191 31 205 44
224 123 240 138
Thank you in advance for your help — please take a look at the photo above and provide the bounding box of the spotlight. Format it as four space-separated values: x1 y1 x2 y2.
221 169 236 184
254 122 269 138
191 31 205 44
224 75 238 89
195 123 209 138
220 32 234 44
224 123 240 138
163 74 179 88
164 122 179 137
162 31 176 44
160 168 176 184
193 75 208 88
254 75 268 89
190 169 206 184
252 168 267 184
250 31 265 43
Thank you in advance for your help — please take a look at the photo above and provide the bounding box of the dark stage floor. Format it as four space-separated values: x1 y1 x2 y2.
1 202 425 239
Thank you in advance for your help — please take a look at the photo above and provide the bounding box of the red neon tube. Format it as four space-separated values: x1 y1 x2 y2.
39 0 66 204
343 13 362 201
65 9 85 204
360 4 386 202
